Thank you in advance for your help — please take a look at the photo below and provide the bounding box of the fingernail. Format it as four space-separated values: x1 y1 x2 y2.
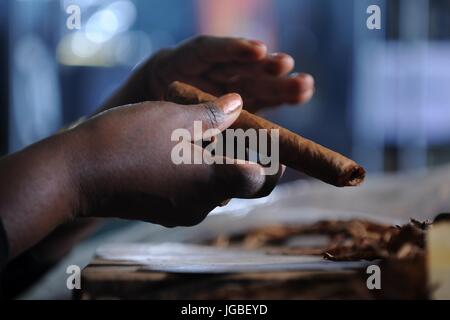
288 74 315 95
296 73 315 86
239 40 267 59
299 72 314 81
218 94 242 114
281 165 286 176
269 52 285 59
247 39 265 48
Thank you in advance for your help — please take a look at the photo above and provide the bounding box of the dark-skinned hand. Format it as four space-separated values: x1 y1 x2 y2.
102 36 315 113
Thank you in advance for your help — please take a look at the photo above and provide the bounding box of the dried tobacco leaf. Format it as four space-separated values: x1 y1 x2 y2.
210 219 427 262
208 218 429 299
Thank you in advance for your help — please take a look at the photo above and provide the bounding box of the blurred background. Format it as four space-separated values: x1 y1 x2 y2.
0 0 450 175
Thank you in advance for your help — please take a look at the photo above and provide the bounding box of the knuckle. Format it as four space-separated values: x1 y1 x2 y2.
193 35 209 46
202 102 223 128
152 48 172 63
141 100 167 111
141 101 154 108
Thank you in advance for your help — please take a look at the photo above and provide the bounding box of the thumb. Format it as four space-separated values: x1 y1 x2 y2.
213 160 284 200
180 93 243 139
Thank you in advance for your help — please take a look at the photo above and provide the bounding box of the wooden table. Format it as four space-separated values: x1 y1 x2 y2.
78 243 373 300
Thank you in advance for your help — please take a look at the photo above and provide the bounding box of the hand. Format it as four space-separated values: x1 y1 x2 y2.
72 94 283 227
0 93 283 257
102 36 315 113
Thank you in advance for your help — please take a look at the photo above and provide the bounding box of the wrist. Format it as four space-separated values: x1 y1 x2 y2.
0 132 83 256
58 127 96 220
62 118 119 219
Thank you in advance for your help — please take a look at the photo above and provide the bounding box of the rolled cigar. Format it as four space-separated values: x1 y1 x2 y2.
166 81 365 187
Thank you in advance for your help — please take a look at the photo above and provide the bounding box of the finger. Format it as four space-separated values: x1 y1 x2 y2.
227 73 315 111
163 73 224 97
168 147 283 225
213 159 284 199
173 93 243 139
172 36 267 76
228 73 315 102
265 53 295 76
206 53 295 83
251 87 314 110
164 143 223 227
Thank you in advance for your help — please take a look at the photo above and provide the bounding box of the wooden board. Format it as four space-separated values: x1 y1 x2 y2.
78 243 373 299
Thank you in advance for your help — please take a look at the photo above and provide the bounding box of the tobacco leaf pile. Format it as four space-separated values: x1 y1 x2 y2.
209 218 430 298
210 218 429 262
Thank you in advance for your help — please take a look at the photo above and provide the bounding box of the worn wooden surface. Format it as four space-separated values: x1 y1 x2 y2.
79 264 371 300
78 243 373 300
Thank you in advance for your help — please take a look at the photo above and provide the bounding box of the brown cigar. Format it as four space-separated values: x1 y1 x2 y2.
166 81 365 187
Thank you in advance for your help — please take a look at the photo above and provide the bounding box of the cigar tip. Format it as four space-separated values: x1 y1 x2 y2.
346 165 366 187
